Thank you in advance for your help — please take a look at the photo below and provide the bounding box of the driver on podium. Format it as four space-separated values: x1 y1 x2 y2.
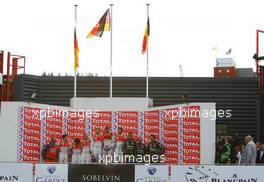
92 127 103 162
59 134 71 163
114 127 125 158
81 133 91 164
103 126 114 156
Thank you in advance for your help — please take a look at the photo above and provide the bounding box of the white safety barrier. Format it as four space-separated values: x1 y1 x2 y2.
0 163 33 182
0 163 264 182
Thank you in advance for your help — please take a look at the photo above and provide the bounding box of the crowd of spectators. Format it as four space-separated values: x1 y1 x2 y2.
215 135 264 165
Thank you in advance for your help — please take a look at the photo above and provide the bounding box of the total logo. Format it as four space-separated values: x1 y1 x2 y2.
19 107 24 113
18 142 23 147
18 114 24 120
17 149 23 154
18 134 23 140
112 119 117 123
17 154 23 161
160 111 164 117
18 121 23 127
87 118 91 123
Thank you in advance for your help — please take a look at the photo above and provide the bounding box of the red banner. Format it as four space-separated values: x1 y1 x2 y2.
181 105 200 164
23 107 41 162
117 111 138 139
144 110 160 144
45 108 63 143
163 108 179 164
92 111 112 136
67 111 86 144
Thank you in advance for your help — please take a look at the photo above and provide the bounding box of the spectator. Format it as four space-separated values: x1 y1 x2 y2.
256 142 264 163
219 136 232 164
256 140 262 152
240 135 257 165
235 144 243 165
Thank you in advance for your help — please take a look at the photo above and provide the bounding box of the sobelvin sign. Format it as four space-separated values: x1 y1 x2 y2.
68 164 134 182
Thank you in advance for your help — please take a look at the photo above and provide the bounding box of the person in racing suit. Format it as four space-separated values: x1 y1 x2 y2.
114 127 125 158
92 127 103 163
81 133 91 164
136 137 146 157
103 126 114 156
59 134 71 163
123 132 137 163
42 137 59 163
71 138 82 164
147 134 165 163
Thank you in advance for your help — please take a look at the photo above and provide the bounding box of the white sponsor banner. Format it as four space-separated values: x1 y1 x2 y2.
34 164 68 182
135 165 168 182
171 165 264 182
0 163 33 182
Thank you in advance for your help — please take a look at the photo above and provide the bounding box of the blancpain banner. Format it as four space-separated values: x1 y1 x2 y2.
135 165 168 182
0 163 33 182
171 165 264 182
34 164 68 182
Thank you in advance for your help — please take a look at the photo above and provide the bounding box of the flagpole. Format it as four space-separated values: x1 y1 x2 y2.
110 4 113 98
146 4 150 98
74 4 78 98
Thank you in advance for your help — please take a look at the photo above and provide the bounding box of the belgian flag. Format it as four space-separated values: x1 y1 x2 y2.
142 17 150 54
74 28 79 71
87 9 110 38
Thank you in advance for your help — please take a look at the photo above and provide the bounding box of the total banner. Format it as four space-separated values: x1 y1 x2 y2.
68 164 135 182
17 105 201 164
171 165 264 182
0 163 33 182
17 107 42 162
135 165 169 182
34 164 68 182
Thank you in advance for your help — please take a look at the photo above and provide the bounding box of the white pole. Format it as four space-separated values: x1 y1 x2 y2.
146 4 150 98
74 4 78 98
110 4 113 98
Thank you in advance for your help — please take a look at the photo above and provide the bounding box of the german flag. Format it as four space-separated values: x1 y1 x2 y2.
142 17 150 54
87 9 110 38
74 28 79 71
